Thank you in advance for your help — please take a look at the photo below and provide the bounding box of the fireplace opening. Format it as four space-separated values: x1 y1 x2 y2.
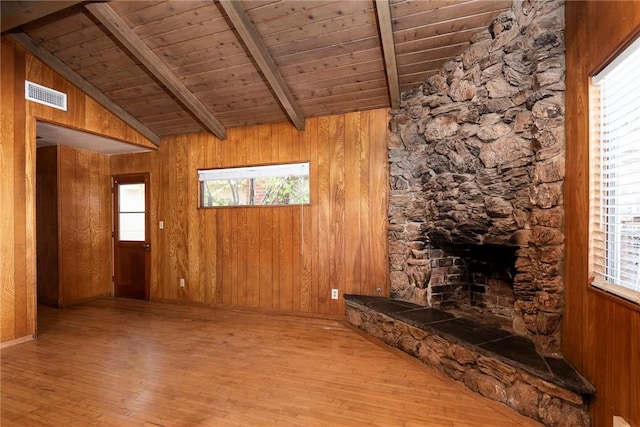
429 244 518 332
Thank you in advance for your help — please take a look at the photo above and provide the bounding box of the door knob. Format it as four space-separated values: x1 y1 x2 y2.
142 243 151 251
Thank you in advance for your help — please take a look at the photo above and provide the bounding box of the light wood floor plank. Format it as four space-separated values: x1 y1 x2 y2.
1 298 540 426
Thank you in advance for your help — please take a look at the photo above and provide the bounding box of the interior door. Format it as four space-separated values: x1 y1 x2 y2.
113 174 150 299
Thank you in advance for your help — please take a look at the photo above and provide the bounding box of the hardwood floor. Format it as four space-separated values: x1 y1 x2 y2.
1 298 540 426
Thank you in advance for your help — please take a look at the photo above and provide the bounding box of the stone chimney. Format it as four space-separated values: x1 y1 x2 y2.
387 0 565 355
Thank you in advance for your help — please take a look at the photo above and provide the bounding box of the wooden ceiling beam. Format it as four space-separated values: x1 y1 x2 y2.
218 0 305 131
85 2 227 140
9 32 161 146
375 0 401 109
1 1 85 32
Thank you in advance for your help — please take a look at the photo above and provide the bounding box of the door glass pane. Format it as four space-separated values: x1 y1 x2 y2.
119 213 145 241
119 184 145 212
119 183 145 241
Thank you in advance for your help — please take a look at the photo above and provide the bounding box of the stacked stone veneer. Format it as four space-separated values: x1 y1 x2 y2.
387 0 566 354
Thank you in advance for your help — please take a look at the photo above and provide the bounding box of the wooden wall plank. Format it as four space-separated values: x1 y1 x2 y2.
369 108 390 295
359 111 371 295
563 0 587 372
13 44 28 338
174 136 188 301
259 206 274 309
74 149 92 300
308 118 319 313
186 134 201 302
564 2 640 426
196 136 209 302
631 311 640 424
329 115 345 315
1 37 18 342
99 153 111 298
612 305 632 420
316 116 331 314
24 102 37 339
344 112 362 297
58 145 77 304
36 146 59 306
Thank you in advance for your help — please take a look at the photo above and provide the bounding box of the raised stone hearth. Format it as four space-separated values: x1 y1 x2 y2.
345 295 595 427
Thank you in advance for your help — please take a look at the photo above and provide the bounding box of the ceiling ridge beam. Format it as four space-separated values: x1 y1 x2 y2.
9 32 161 146
85 2 226 140
375 0 401 109
218 0 305 131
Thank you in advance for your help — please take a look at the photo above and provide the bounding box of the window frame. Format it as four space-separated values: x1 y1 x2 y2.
198 161 311 208
588 34 640 305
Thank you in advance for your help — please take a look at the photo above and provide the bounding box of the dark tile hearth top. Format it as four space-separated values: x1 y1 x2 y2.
429 317 511 346
393 307 455 328
344 294 596 397
479 335 549 374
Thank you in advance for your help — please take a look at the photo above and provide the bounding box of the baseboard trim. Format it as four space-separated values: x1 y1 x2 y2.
1 335 34 349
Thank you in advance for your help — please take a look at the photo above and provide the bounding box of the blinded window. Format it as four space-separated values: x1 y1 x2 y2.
589 36 640 304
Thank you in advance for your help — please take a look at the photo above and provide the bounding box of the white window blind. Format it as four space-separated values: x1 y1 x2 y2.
198 162 308 182
589 36 640 304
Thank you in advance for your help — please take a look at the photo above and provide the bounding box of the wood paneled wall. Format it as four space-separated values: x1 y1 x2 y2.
58 145 112 305
116 110 389 315
1 35 30 343
0 36 155 344
564 3 640 426
36 146 59 306
36 145 112 307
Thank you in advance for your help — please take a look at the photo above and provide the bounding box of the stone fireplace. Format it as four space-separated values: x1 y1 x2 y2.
387 0 565 355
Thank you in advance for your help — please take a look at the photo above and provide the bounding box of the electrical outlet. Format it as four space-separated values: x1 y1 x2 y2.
179 278 185 288
331 289 339 300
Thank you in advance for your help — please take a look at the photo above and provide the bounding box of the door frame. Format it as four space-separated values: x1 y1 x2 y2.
112 173 151 300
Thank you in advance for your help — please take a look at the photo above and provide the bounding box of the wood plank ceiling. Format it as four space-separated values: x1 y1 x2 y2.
2 0 511 142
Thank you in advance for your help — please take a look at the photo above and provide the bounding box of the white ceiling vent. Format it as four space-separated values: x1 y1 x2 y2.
25 81 67 111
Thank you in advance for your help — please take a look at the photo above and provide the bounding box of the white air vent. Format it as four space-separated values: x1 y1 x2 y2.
25 81 67 111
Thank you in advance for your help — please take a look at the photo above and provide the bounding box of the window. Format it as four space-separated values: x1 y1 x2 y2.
589 36 640 304
198 162 310 207
118 183 146 241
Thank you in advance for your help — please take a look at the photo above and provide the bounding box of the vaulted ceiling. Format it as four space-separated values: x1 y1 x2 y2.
2 0 511 145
